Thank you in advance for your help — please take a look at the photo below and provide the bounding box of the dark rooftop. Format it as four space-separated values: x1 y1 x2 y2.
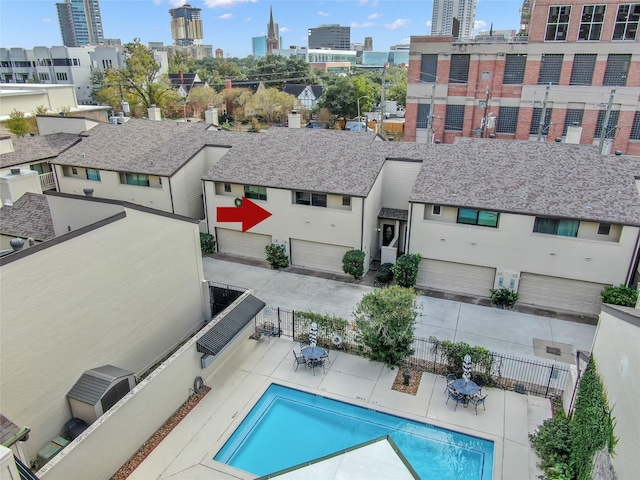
0 133 81 169
0 193 55 241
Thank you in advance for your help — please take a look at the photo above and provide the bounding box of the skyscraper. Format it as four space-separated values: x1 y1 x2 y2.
169 3 203 46
266 6 280 54
308 25 351 50
431 0 477 40
56 0 104 47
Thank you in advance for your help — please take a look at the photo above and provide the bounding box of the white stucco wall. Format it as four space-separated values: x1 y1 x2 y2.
36 116 99 136
381 160 422 211
0 207 207 460
409 206 638 285
54 166 174 213
591 306 640 480
362 170 385 270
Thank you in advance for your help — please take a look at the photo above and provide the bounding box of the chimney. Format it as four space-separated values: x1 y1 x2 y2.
179 70 184 85
288 111 301 129
205 106 219 126
0 136 15 154
148 104 162 121
225 78 232 89
565 125 582 145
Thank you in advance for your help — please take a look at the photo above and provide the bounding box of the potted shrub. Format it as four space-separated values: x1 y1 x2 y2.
489 287 519 309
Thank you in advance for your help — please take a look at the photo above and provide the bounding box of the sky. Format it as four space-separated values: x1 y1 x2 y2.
0 0 524 58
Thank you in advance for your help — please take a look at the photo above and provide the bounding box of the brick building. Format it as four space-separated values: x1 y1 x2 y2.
405 0 640 155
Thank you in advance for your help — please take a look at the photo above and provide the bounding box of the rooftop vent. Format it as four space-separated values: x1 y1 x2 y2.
10 238 24 252
615 150 623 156
83 187 94 196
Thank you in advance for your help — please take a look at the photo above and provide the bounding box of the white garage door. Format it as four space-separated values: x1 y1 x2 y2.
518 273 605 315
216 228 271 260
290 239 352 273
417 259 496 297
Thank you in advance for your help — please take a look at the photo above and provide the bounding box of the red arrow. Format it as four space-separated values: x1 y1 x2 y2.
216 197 272 232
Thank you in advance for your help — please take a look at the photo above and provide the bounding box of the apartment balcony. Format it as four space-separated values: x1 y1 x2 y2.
40 172 56 191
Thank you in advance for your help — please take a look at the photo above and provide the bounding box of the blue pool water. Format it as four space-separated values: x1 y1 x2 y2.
214 384 493 479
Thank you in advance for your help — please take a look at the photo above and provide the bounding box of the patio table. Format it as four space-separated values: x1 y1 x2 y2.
301 346 327 375
451 379 480 406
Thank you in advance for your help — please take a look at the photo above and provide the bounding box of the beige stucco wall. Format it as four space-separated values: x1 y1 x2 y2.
381 160 422 211
54 166 174 213
591 306 640 480
0 207 208 459
363 170 385 270
204 182 363 253
36 116 99 136
409 206 638 285
0 86 79 118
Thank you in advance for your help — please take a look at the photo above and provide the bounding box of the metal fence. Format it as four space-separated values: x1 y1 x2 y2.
253 305 570 399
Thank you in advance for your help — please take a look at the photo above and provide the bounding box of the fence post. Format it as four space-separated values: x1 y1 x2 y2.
545 364 555 398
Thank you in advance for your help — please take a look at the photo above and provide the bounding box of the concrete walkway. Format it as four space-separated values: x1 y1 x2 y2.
203 257 597 364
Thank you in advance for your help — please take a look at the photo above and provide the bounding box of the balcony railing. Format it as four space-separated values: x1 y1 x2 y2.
39 172 55 191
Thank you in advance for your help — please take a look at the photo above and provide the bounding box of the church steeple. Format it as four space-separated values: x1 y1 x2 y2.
266 6 279 54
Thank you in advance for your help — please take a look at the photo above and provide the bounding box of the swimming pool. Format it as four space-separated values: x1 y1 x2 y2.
214 384 493 479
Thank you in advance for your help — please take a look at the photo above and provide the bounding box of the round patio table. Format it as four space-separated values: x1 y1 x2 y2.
301 346 326 360
451 378 480 397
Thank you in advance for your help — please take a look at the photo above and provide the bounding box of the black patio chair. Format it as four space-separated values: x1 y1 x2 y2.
292 350 307 371
468 394 488 415
446 388 466 411
308 358 325 376
443 373 456 393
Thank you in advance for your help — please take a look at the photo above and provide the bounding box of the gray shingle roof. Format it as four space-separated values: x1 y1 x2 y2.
0 193 55 241
409 138 640 225
0 133 81 169
203 128 385 197
67 365 133 405
51 119 232 177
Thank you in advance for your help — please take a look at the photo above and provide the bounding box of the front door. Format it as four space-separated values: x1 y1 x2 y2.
382 224 395 246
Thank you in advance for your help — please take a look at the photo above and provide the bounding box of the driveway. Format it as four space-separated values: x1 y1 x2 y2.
203 257 596 363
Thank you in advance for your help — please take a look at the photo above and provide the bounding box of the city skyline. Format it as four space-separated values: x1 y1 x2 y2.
0 0 523 58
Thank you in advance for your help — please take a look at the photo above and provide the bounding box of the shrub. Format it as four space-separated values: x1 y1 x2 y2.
376 263 394 284
529 410 572 475
342 249 365 281
391 253 422 288
489 287 519 309
199 233 215 254
265 243 289 270
601 284 638 307
7 109 30 137
432 339 494 382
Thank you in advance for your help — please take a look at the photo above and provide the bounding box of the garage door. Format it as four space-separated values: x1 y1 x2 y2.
417 259 496 297
518 273 605 315
216 228 271 260
290 239 352 273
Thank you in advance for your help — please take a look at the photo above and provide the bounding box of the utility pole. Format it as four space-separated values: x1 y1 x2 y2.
480 86 491 138
598 88 617 155
425 81 436 144
379 63 387 136
536 84 550 142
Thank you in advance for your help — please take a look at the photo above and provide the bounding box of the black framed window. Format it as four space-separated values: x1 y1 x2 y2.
546 5 571 40
595 110 620 139
612 3 640 40
530 108 553 135
563 109 584 135
416 104 431 129
496 106 519 134
420 54 438 82
597 223 611 235
603 54 631 86
569 54 596 85
122 173 150 187
295 191 326 207
457 209 499 227
579 5 606 40
445 105 465 131
244 185 267 200
503 54 527 84
449 54 470 84
342 196 351 206
224 183 231 192
631 111 640 140
538 54 563 84
534 217 579 237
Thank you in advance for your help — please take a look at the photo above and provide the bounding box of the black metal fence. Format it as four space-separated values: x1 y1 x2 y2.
208 282 246 317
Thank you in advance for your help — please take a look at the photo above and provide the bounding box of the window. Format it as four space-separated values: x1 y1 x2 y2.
579 5 606 40
603 54 631 86
39 73 49 81
631 111 640 140
420 54 438 82
449 54 470 84
56 72 68 81
122 173 150 186
563 108 584 135
569 54 597 85
342 196 351 206
457 209 499 227
538 54 563 84
445 105 465 131
613 3 640 40
72 167 78 175
416 104 431 129
224 183 231 192
496 106 520 134
530 107 553 135
533 217 579 237
597 223 611 235
86 168 101 181
546 6 571 40
595 110 620 139
295 191 327 207
244 185 267 200
432 205 441 215
503 54 527 84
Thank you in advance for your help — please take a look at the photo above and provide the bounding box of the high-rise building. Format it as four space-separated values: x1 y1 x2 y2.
56 0 104 47
431 0 477 40
308 25 351 50
170 3 203 46
364 37 373 51
266 6 280 53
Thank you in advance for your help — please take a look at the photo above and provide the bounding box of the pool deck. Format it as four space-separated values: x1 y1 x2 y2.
128 336 550 480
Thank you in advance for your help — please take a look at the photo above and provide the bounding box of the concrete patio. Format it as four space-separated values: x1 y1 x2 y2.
127 335 551 480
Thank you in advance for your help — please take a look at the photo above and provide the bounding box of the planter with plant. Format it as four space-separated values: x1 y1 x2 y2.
489 287 519 309
601 284 638 307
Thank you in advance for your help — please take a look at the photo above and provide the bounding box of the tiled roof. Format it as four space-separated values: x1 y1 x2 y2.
203 128 385 197
51 119 233 177
0 133 81 169
0 193 55 241
379 208 408 221
409 138 640 226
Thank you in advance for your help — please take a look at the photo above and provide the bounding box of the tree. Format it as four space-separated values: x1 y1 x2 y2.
391 253 422 288
247 87 296 123
7 109 30 137
354 286 419 366
317 75 377 119
187 86 215 119
342 250 365 281
248 55 317 89
168 50 194 74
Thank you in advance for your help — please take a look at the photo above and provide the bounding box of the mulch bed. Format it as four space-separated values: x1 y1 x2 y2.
391 368 421 395
110 387 211 480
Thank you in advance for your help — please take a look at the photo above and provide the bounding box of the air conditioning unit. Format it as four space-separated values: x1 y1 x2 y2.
494 269 520 291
